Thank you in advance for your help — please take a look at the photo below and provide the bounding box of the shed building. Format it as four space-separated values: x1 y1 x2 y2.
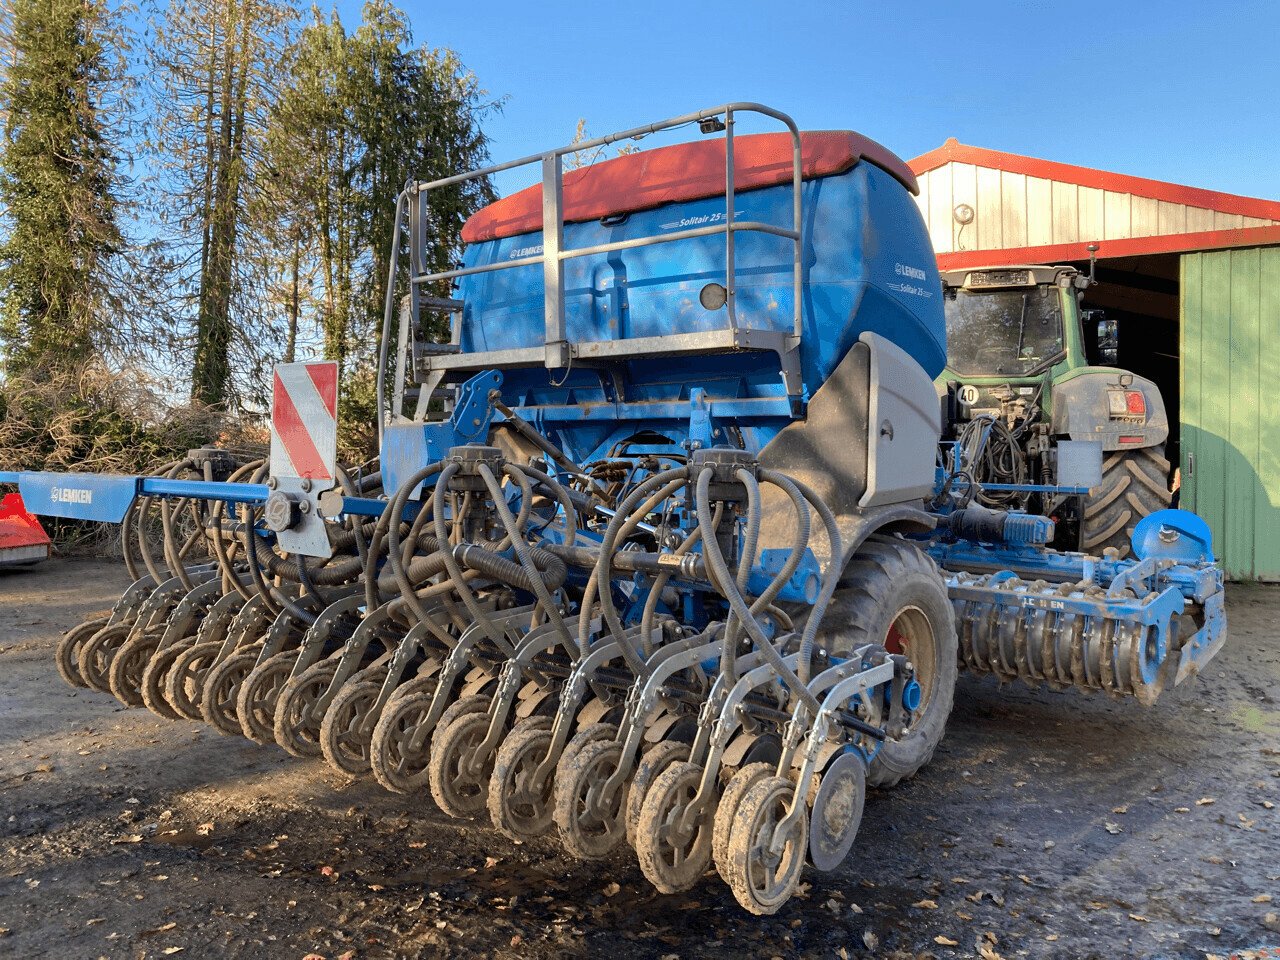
909 140 1280 579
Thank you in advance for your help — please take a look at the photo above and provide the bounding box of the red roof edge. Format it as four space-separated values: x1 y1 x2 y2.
934 224 1280 271
910 139 1280 223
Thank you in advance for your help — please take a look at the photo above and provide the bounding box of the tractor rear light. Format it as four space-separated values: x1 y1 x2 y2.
1119 435 1144 444
1125 391 1146 417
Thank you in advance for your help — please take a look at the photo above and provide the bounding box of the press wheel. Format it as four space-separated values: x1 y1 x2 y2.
320 681 381 776
487 717 555 841
56 617 107 688
726 775 809 915
553 735 627 860
200 647 260 735
635 760 713 894
273 658 339 757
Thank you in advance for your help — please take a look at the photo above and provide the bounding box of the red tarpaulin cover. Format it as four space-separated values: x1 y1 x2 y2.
461 130 917 244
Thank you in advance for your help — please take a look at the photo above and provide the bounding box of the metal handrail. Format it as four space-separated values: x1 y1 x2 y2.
379 102 806 432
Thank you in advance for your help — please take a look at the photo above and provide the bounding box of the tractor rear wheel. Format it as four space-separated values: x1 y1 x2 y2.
825 537 956 789
1081 445 1172 559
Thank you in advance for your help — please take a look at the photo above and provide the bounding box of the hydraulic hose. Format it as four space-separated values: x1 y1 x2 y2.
694 466 820 714
591 467 690 674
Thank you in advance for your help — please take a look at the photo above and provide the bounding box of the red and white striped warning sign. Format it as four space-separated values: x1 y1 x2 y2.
270 361 338 483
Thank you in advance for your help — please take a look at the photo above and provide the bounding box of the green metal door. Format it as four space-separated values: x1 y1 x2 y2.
1181 246 1280 580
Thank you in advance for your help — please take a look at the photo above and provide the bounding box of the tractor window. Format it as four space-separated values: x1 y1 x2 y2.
944 285 1064 377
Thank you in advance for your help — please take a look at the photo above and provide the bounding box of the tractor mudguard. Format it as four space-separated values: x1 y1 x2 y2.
1049 369 1169 452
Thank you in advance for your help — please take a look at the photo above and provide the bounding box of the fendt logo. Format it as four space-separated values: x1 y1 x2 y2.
50 487 93 505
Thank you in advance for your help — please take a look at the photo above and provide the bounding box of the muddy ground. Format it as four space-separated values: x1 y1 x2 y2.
1 558 1277 960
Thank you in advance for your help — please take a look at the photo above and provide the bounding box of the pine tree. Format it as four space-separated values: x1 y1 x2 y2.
0 0 125 375
148 0 294 408
266 0 498 430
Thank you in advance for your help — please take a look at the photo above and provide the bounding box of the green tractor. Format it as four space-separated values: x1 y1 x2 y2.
938 264 1172 558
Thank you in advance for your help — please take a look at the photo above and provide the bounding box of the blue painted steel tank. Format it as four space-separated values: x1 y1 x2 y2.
443 136 944 466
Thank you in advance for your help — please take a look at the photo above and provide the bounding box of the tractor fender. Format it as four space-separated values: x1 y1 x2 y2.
1049 370 1168 452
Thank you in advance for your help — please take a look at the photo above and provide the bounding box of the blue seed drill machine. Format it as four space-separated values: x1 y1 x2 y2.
1 104 1226 913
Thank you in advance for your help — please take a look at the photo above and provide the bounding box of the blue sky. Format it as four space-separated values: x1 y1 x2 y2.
334 0 1279 201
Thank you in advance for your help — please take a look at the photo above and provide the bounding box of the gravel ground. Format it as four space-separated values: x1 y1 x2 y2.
1 558 1278 960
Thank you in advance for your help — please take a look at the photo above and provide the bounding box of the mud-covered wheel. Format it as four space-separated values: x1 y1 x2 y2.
1082 445 1172 559
429 702 497 818
553 732 627 860
624 740 689 849
107 632 159 707
827 538 956 789
320 681 382 777
726 775 809 915
141 641 190 720
56 617 107 688
77 623 131 693
200 648 260 735
273 658 339 757
636 760 714 894
713 761 774 883
164 640 222 720
369 688 436 794
487 717 555 841
237 651 297 744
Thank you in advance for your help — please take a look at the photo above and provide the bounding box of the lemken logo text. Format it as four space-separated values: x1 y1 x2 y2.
894 263 927 281
51 487 93 505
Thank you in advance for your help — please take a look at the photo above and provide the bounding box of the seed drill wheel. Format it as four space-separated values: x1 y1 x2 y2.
807 750 867 872
636 761 715 894
829 538 956 789
712 761 774 884
369 687 436 794
141 641 189 720
487 716 556 841
237 651 298 744
164 640 223 720
273 658 340 757
624 740 689 849
77 624 132 693
1081 445 1172 559
200 647 262 735
553 727 628 860
56 618 108 688
108 631 160 707
428 696 496 818
726 775 809 915
320 681 382 776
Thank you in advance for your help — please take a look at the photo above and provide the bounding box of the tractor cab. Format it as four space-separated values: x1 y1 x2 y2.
939 265 1086 423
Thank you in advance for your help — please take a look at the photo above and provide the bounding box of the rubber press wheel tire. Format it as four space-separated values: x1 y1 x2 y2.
141 641 190 720
624 740 689 850
237 651 298 744
635 760 714 895
108 632 160 707
274 658 340 757
200 648 261 735
1081 445 1172 559
78 623 132 693
487 717 555 842
713 761 775 884
57 617 108 689
369 688 436 794
164 640 222 721
827 537 956 789
320 681 381 776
